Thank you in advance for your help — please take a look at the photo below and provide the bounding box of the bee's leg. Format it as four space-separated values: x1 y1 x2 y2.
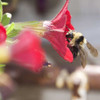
68 46 79 59
43 62 51 67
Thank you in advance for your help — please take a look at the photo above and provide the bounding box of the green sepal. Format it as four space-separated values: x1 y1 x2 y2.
6 38 16 45
0 64 5 67
1 13 12 26
1 2 8 6
7 21 41 38
0 64 5 73
6 22 15 35
0 0 2 22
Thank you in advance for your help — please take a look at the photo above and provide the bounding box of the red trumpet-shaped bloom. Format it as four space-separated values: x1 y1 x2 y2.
43 0 74 62
11 29 45 72
0 24 7 44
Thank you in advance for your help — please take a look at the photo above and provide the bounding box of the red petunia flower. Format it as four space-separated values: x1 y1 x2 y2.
43 0 74 62
11 29 45 72
0 24 7 44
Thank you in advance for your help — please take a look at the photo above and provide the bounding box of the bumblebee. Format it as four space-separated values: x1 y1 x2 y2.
66 30 98 68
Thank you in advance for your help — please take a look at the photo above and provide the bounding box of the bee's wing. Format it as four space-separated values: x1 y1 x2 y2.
79 47 87 68
86 41 98 57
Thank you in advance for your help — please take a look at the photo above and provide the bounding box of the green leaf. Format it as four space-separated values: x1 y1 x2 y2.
0 64 5 73
1 2 8 6
0 64 5 67
6 22 15 35
1 13 12 26
0 0 2 22
7 21 41 38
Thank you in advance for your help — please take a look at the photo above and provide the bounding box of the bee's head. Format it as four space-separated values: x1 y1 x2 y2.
66 31 73 39
66 31 85 46
66 30 74 42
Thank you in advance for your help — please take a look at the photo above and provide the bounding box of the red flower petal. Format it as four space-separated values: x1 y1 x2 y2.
44 0 74 62
52 0 74 32
52 0 69 29
65 10 75 33
44 31 73 62
11 29 45 72
0 24 7 44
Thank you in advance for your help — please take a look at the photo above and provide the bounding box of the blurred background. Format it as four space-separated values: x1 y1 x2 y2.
1 0 100 100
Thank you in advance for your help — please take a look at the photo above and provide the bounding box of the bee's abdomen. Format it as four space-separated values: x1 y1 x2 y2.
68 45 79 58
